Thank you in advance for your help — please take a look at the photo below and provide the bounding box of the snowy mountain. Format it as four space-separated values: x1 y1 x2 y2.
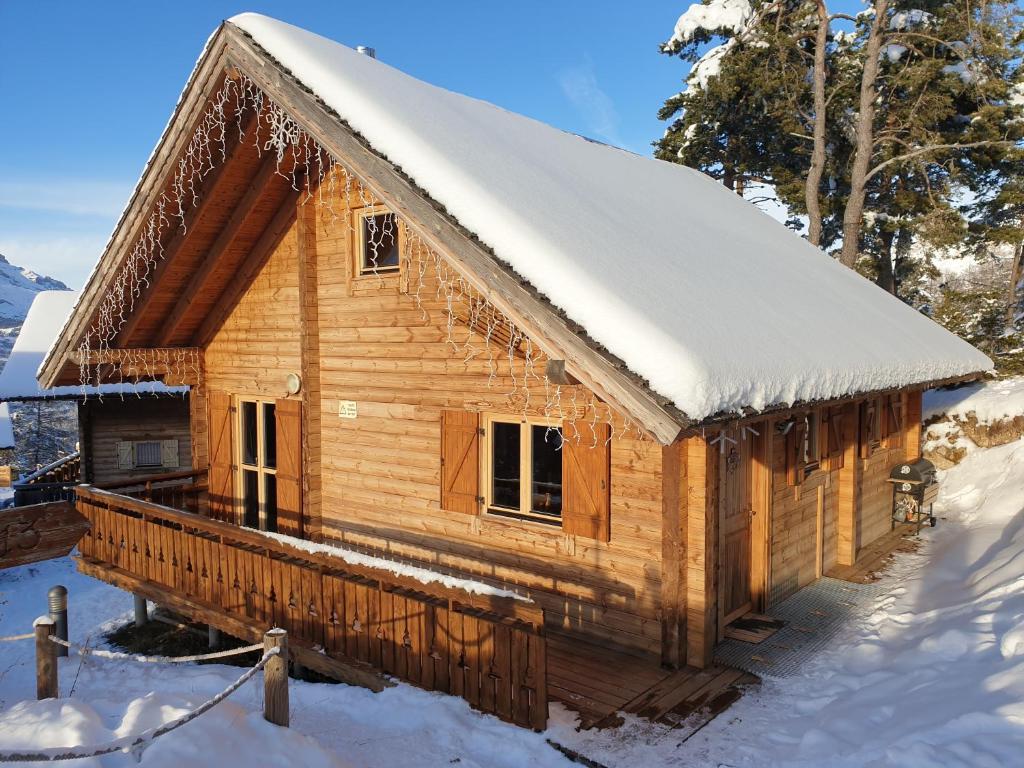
0 253 69 370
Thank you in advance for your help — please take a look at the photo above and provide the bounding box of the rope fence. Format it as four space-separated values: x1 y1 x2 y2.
0 632 35 643
47 636 265 664
0 586 292 761
0 648 280 764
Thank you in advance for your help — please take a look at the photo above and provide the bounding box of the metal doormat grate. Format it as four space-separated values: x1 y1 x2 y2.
714 577 888 678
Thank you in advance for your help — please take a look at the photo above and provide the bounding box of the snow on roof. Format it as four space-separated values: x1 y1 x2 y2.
0 403 13 449
0 291 185 400
231 14 991 421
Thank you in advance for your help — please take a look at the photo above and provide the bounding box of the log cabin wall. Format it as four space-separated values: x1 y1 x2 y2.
81 396 192 485
197 172 666 656
768 422 841 606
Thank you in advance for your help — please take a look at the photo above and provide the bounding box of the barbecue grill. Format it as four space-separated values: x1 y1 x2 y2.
887 458 938 533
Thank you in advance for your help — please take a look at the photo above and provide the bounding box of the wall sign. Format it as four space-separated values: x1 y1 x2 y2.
338 400 358 419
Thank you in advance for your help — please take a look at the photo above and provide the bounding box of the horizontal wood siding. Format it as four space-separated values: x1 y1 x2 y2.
198 171 666 657
83 397 191 485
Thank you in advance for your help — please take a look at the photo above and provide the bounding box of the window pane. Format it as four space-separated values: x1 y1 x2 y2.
491 421 521 510
241 401 258 466
263 403 277 469
242 469 259 528
361 212 400 271
134 441 162 468
531 426 562 518
264 474 278 533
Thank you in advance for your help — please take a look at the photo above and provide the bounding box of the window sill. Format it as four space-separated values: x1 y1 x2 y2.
484 508 561 528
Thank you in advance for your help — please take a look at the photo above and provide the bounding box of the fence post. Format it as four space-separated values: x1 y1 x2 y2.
34 617 58 700
47 585 68 658
263 628 289 727
134 595 149 627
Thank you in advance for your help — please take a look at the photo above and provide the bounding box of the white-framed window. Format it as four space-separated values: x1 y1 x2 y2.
236 398 277 532
482 414 563 524
355 207 400 275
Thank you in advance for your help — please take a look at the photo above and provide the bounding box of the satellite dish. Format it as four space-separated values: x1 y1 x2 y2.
285 372 302 395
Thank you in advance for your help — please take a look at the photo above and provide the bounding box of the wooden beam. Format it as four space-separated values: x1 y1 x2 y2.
156 146 283 346
749 420 772 611
837 401 860 567
685 435 716 668
115 87 257 347
296 194 323 541
660 442 686 668
904 389 922 459
222 26 686 445
192 187 300 346
71 347 201 385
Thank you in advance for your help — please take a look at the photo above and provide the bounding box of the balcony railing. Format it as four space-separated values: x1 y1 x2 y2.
73 482 548 729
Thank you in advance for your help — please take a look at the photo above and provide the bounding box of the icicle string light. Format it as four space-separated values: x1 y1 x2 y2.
78 73 645 444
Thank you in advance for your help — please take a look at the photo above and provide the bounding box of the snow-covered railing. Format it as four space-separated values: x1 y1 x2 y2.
74 485 549 730
17 453 81 486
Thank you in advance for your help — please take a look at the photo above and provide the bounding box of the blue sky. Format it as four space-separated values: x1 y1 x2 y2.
0 1 704 288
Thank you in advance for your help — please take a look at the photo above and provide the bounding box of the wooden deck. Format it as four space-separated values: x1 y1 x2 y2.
547 632 758 730
826 523 921 584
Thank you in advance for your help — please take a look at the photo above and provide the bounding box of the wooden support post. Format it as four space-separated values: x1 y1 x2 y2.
297 195 323 542
660 442 686 668
47 585 68 658
263 628 290 727
837 402 860 567
685 435 717 668
749 422 772 612
904 389 922 459
134 594 149 627
34 617 58 700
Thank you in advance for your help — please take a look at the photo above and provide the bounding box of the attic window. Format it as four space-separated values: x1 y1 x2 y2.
358 210 400 275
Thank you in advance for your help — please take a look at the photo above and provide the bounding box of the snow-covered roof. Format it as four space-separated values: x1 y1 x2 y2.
229 14 990 421
0 291 184 400
0 403 13 449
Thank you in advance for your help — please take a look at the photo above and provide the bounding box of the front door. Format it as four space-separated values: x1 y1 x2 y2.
718 425 755 633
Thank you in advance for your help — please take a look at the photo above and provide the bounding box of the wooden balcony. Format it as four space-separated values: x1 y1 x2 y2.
73 482 548 729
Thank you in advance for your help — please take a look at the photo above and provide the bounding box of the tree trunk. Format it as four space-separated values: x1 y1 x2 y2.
876 229 896 294
1006 239 1024 330
805 0 830 247
840 0 889 268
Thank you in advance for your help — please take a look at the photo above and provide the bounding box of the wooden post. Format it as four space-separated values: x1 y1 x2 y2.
660 442 686 668
134 594 149 627
837 402 860 566
685 435 717 668
34 617 58 700
263 628 289 727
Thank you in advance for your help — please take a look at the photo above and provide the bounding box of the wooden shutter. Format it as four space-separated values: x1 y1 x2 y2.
882 395 904 449
207 392 234 522
116 441 133 470
161 439 179 468
859 400 876 459
825 409 845 471
275 398 303 537
440 410 480 514
562 422 611 541
785 420 806 486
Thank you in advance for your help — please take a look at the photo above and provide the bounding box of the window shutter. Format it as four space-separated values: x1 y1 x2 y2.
826 409 845 471
882 396 903 449
859 401 874 459
116 441 133 470
207 392 234 522
561 422 611 541
275 398 303 537
785 420 806 486
161 439 179 468
440 410 480 514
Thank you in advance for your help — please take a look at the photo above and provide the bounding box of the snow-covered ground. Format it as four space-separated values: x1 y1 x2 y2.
924 377 1024 425
2 433 1023 766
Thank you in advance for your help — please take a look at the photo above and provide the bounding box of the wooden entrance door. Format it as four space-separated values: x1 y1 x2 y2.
718 426 756 633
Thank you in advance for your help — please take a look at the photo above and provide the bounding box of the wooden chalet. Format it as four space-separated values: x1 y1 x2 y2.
37 15 991 729
0 291 191 497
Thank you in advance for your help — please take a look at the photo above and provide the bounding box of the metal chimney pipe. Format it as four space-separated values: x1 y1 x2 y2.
356 45 376 59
